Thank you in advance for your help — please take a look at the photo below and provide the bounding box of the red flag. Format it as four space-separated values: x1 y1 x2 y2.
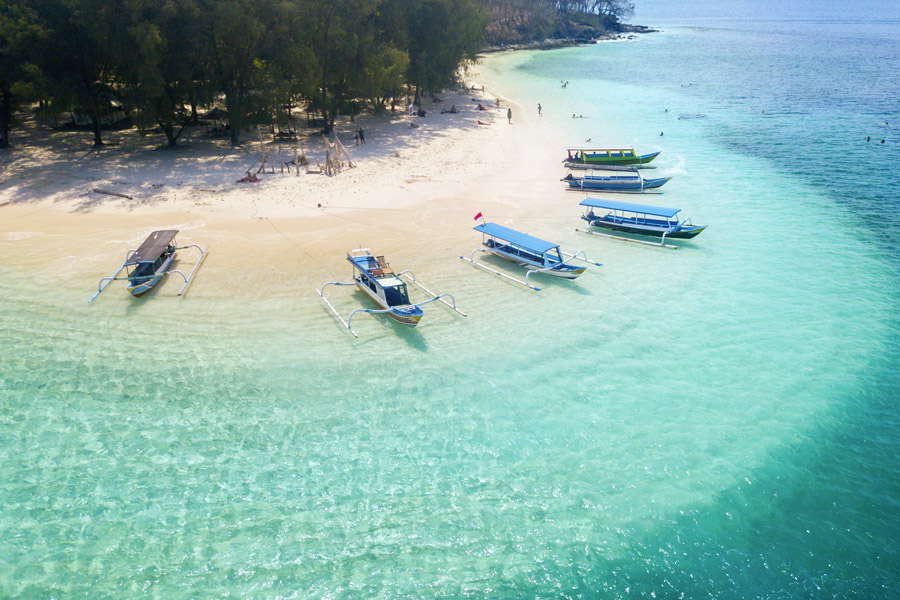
474 212 483 221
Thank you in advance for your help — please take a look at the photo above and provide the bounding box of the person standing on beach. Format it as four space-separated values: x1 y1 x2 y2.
538 103 542 116
359 129 365 144
507 108 512 124
354 129 360 145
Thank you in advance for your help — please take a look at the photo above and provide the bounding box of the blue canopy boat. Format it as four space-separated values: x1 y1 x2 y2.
577 198 707 248
89 230 208 302
461 221 599 290
316 249 465 337
562 169 671 193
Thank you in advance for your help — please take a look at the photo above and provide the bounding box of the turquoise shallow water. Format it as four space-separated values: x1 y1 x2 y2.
3 4 900 598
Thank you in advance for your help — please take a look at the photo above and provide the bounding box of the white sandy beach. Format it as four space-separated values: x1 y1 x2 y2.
0 67 573 297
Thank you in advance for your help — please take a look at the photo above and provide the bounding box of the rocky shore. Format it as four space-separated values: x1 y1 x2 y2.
484 23 657 53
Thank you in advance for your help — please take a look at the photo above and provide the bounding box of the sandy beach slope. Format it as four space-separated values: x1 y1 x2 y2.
0 66 571 297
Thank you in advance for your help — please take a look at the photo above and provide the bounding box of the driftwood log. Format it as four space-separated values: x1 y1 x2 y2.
92 188 133 200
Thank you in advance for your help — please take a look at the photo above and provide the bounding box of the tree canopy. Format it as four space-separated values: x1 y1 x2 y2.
0 0 632 148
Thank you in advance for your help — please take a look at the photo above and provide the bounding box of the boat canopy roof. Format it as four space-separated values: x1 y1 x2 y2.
580 198 680 219
127 230 178 264
566 146 635 152
475 222 558 254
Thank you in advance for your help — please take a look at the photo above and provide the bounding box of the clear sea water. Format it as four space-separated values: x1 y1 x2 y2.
3 1 900 597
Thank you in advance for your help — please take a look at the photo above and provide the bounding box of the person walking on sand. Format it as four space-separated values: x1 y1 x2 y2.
359 128 365 144
507 108 512 124
538 103 542 116
354 129 360 145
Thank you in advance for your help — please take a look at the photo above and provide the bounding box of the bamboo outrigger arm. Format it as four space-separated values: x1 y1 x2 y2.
176 244 209 295
347 306 392 335
523 263 562 287
89 263 129 302
316 281 360 337
318 278 465 338
575 227 679 249
88 243 210 303
522 251 599 285
347 295 461 334
460 249 542 291
559 249 603 267
396 271 467 317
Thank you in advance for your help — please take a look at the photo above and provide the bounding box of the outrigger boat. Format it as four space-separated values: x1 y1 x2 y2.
577 198 707 248
562 168 671 193
564 147 660 167
89 230 208 302
461 221 600 291
316 249 466 337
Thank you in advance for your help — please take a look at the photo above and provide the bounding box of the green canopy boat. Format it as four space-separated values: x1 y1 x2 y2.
564 147 661 167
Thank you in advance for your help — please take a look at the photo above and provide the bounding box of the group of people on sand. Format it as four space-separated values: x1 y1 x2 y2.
354 128 365 145
237 171 260 184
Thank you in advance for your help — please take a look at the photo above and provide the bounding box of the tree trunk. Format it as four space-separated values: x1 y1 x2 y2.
188 95 199 125
0 85 11 149
319 87 333 134
225 91 241 146
160 120 178 147
91 115 104 147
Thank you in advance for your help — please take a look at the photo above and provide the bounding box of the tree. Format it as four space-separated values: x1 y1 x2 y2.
0 0 44 148
300 0 385 132
197 0 274 146
124 0 210 147
356 44 409 114
401 0 487 103
36 0 134 147
259 1 317 133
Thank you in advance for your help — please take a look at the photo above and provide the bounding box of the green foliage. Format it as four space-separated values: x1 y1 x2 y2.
404 0 488 98
358 45 409 114
33 0 136 146
197 0 276 145
122 0 209 146
483 0 635 46
0 0 46 147
8 0 494 146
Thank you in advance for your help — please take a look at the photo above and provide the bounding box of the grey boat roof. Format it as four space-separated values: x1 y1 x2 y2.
127 230 178 264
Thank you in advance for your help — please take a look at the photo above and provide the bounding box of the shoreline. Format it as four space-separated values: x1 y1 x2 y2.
482 24 658 53
0 60 572 294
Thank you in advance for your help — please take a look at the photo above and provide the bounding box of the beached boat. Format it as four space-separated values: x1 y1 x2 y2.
89 230 208 302
577 198 707 248
562 169 671 193
564 147 661 166
316 249 465 337
461 221 599 290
